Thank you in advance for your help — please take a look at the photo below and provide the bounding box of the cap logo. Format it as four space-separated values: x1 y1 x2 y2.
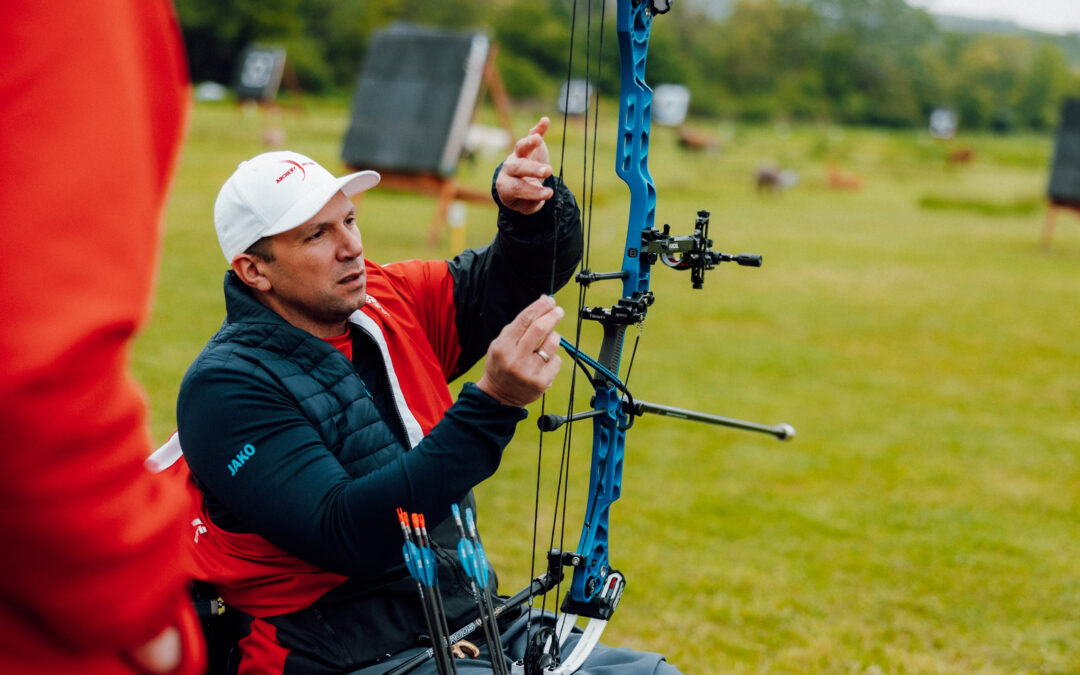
276 159 316 184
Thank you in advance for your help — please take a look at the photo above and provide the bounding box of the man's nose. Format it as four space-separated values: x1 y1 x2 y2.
337 225 363 259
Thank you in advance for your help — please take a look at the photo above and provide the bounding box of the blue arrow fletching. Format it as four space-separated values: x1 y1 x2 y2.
473 540 490 588
419 545 437 586
402 542 420 581
457 538 476 581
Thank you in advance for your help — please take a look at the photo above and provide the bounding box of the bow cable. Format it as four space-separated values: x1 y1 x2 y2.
527 0 581 646
528 0 610 662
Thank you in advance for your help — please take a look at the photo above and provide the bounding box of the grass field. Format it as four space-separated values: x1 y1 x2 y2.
134 100 1080 674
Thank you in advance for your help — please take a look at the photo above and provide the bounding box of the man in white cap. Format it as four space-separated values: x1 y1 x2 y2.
168 116 680 674
166 117 675 674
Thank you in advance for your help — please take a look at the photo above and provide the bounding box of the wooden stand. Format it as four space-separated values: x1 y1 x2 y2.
353 172 493 247
347 44 514 248
1042 201 1080 248
478 45 514 145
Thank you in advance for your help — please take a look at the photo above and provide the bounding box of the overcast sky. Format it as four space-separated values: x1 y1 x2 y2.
908 0 1080 35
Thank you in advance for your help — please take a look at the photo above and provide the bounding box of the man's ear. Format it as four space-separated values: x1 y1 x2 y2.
231 253 273 292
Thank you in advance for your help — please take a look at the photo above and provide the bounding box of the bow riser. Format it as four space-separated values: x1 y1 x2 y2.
537 3 676 673
562 0 656 627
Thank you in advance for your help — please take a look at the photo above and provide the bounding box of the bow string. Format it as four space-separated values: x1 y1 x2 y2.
516 2 793 673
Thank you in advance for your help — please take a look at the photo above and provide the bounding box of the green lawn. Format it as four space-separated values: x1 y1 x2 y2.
135 100 1080 674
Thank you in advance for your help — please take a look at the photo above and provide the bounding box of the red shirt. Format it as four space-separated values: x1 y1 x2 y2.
0 2 203 673
323 327 354 360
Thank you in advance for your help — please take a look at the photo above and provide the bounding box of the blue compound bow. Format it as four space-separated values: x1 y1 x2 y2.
516 2 795 673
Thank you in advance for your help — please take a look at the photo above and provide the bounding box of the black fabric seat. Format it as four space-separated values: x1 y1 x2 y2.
192 580 245 675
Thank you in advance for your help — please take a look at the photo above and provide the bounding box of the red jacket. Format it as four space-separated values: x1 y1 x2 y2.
0 2 203 673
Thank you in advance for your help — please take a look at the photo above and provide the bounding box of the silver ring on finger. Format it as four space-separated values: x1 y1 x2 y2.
536 348 551 363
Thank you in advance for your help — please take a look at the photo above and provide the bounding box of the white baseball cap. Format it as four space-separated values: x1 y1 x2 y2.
214 151 380 262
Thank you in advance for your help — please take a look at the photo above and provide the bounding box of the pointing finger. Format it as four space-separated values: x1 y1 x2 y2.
528 116 550 138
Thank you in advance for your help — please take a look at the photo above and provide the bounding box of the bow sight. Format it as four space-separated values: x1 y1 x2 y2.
576 209 762 327
646 210 762 289
577 210 761 291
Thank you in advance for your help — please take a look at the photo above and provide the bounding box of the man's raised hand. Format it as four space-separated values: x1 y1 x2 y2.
495 117 555 215
477 295 563 407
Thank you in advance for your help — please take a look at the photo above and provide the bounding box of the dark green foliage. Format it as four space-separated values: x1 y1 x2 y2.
491 1 577 100
176 0 1080 130
176 0 305 87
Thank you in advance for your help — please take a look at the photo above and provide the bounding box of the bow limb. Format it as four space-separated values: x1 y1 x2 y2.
615 0 659 302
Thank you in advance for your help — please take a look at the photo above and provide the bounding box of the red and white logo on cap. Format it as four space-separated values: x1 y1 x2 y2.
276 160 317 184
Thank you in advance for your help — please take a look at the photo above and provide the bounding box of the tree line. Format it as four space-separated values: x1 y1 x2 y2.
176 0 1080 131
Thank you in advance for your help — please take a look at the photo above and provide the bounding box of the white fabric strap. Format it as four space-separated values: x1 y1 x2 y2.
350 309 426 449
145 431 183 474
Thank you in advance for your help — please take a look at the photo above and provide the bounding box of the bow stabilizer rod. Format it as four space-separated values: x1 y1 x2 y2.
632 399 796 440
540 400 795 441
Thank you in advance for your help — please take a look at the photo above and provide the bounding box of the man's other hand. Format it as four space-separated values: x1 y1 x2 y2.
477 295 563 407
128 626 182 674
495 117 555 215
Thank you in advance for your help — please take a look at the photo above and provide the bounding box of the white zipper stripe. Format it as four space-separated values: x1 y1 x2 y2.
349 310 425 449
